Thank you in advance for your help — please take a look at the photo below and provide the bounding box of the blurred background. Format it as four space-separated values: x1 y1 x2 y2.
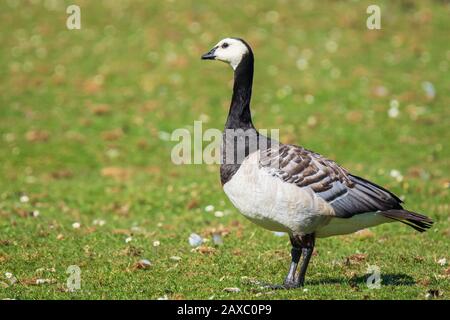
0 0 449 299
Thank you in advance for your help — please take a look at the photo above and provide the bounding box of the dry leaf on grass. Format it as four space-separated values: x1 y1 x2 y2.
26 130 49 142
111 203 131 216
120 245 143 257
14 209 29 218
101 128 124 141
50 170 73 179
417 278 430 286
101 167 132 180
0 240 12 246
89 104 110 115
192 246 216 255
83 77 104 94
346 111 363 123
232 249 242 256
345 253 368 265
186 199 199 210
112 229 132 236
203 225 231 237
353 229 374 239
137 139 148 149
170 293 185 300
20 278 56 286
144 166 161 174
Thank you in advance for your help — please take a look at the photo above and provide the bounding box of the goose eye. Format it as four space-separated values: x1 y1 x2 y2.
221 43 229 49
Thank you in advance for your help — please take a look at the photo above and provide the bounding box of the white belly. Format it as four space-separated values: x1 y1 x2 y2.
223 152 334 234
316 212 392 238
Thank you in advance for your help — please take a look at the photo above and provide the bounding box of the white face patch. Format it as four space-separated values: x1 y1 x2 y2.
212 38 249 70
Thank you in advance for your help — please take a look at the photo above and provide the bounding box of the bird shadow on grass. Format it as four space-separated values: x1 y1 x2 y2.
308 273 416 287
245 273 415 291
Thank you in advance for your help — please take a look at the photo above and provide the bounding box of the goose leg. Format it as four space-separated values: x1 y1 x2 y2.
283 237 301 288
256 233 315 290
295 233 315 287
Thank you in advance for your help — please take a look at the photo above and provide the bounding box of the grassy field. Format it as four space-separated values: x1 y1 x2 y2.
0 0 449 300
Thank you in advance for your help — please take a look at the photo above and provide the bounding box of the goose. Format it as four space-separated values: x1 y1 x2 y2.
201 38 433 288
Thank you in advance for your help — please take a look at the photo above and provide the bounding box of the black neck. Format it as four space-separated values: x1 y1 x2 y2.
225 53 254 130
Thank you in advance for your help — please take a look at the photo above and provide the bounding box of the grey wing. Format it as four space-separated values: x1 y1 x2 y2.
259 144 403 218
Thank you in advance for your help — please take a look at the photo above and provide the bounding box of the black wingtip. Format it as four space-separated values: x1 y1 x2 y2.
380 209 434 232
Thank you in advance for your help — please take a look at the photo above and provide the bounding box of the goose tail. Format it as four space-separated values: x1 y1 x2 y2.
380 209 433 232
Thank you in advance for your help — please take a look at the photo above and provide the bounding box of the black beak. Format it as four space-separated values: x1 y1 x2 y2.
201 47 217 60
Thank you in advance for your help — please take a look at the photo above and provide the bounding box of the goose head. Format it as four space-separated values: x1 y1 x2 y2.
201 38 252 70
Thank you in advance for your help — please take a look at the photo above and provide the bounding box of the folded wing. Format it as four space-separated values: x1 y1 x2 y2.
260 144 402 218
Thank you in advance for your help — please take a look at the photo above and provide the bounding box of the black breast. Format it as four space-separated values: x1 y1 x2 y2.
220 129 272 185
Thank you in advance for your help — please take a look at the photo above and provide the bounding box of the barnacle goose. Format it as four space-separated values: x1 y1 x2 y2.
201 38 433 288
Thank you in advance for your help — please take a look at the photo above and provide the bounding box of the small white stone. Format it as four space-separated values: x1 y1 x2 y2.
32 210 40 217
153 240 160 247
93 219 106 226
214 211 224 218
72 222 81 229
198 113 210 123
388 100 400 118
125 236 133 243
130 226 141 232
204 205 214 212
223 287 241 293
388 106 399 118
213 233 223 246
306 116 317 127
390 169 404 182
138 259 152 267
106 148 119 158
390 99 399 108
422 81 435 99
188 233 203 247
20 195 29 203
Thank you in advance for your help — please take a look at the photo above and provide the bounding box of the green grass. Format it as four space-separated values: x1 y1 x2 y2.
0 0 449 300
